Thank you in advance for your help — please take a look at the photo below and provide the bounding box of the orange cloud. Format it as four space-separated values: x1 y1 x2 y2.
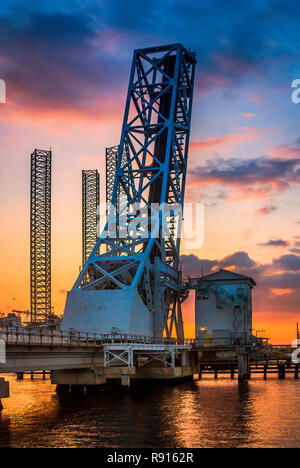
270 144 300 160
251 95 264 104
255 204 277 215
270 288 294 296
190 126 261 152
242 112 256 117
1 90 124 126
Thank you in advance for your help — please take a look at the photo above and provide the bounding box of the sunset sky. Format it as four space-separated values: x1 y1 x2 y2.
0 0 300 343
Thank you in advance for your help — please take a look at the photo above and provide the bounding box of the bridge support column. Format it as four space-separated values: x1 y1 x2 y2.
278 362 286 380
237 347 249 381
51 370 106 386
121 375 130 388
70 385 85 394
295 364 299 380
0 378 9 410
56 384 70 394
86 385 102 394
181 351 188 367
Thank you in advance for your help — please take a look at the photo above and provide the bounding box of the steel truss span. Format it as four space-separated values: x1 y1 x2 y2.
64 44 196 342
82 170 100 267
30 149 51 322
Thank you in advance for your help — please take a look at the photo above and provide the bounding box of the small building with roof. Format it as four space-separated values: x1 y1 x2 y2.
189 269 256 345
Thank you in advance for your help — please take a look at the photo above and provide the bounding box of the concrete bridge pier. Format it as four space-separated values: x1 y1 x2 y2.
56 384 70 394
0 378 9 410
121 375 130 388
86 385 103 394
52 370 107 387
70 385 85 394
236 347 249 381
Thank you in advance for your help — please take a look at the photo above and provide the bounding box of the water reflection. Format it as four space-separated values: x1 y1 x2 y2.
0 374 300 448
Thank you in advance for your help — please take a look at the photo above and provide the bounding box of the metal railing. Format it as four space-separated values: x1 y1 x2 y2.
0 327 255 349
192 333 251 347
0 327 180 348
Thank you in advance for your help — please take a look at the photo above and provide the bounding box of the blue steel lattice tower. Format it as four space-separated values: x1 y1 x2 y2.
63 44 196 341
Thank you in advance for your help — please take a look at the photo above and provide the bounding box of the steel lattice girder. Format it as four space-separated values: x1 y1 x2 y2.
106 145 128 217
64 44 196 341
30 149 51 322
82 170 100 266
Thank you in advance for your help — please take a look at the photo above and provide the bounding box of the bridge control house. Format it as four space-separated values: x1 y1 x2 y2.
190 270 256 346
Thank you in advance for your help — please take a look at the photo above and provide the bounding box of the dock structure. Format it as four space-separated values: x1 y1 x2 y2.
198 360 300 380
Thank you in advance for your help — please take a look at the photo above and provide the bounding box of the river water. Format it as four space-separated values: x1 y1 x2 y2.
0 374 299 448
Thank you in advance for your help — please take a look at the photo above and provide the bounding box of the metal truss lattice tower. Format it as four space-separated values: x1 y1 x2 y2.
82 170 100 266
64 44 196 342
30 149 52 322
106 145 128 216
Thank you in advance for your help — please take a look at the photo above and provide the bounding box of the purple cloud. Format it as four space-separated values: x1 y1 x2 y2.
259 239 289 247
273 254 300 272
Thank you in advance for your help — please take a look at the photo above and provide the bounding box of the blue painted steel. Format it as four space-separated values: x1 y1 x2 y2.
64 44 196 341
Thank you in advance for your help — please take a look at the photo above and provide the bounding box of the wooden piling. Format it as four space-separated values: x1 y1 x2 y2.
264 364 268 380
237 347 249 381
295 364 299 380
278 363 286 380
